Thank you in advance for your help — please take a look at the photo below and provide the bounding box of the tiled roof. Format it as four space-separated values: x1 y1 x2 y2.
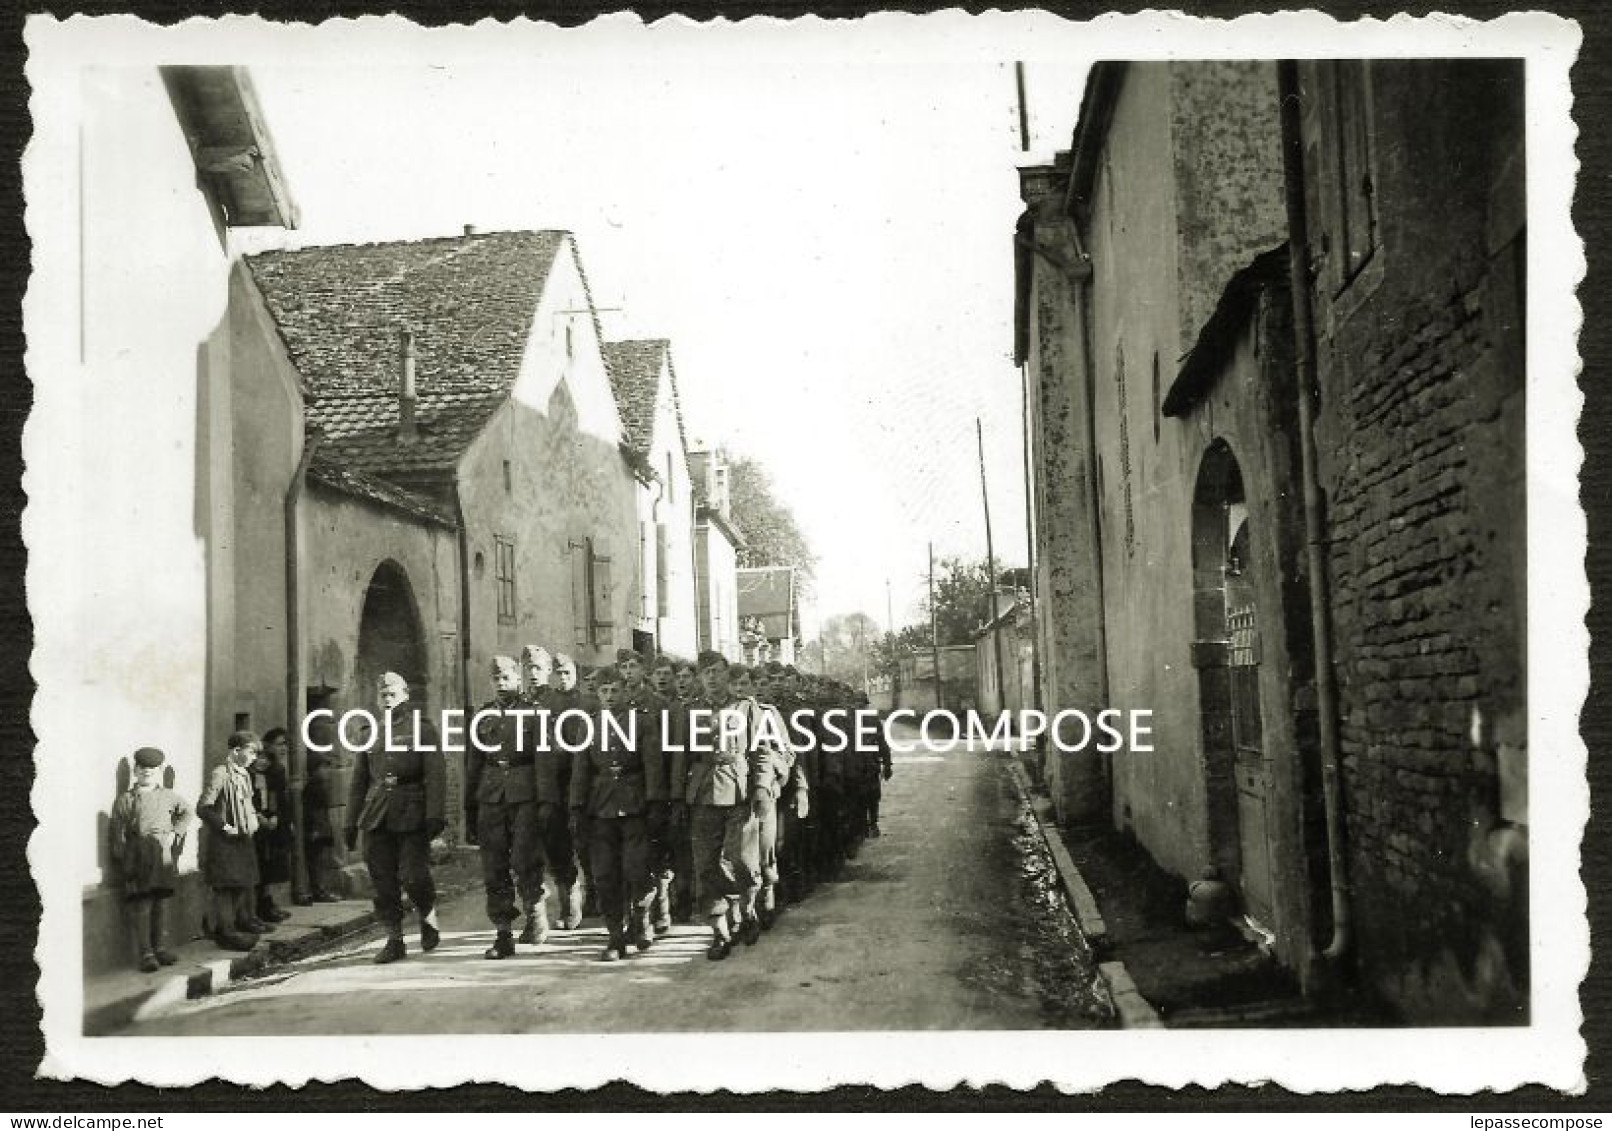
602 338 694 466
601 339 667 458
306 454 457 528
738 565 796 614
246 230 568 475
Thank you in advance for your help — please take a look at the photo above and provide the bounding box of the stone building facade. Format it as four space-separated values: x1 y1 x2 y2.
1016 59 1527 1022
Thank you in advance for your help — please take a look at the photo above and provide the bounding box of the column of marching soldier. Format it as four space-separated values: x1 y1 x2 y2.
348 646 894 965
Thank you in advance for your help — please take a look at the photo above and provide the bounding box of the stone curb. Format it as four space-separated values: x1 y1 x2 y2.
1002 755 1164 1031
82 905 379 1036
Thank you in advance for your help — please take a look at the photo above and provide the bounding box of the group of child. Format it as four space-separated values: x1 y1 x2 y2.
107 727 342 972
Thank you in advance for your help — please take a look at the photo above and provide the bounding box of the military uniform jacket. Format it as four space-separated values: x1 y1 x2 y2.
678 694 763 807
348 709 446 833
811 696 847 790
618 683 667 796
775 693 820 795
467 695 540 806
750 699 799 803
570 706 667 818
522 686 569 804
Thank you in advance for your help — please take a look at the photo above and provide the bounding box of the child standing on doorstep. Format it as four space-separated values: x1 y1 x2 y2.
110 747 195 972
252 728 295 922
198 731 272 951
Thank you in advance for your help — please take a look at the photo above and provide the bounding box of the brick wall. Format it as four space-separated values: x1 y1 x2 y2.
1304 59 1528 1022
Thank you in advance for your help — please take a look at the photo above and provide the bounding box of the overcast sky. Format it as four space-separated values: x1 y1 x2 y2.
228 19 1091 633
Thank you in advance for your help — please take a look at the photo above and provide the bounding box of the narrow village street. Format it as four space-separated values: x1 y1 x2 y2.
120 728 1107 1035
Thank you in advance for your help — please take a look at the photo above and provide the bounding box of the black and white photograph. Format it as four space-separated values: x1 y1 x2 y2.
21 9 1585 1097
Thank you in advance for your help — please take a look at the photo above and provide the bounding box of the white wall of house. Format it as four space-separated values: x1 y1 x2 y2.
28 67 231 893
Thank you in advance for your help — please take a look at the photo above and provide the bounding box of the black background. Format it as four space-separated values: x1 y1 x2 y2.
0 0 1605 1110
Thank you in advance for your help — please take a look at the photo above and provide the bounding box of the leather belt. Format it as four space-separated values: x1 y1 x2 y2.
382 773 422 787
492 755 535 768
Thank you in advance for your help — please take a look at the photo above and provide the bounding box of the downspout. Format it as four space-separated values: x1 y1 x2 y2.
1065 219 1110 713
284 425 322 901
453 481 473 714
1278 60 1352 963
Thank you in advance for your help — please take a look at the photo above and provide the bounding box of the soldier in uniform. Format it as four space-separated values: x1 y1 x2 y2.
569 665 664 960
616 648 672 936
467 656 546 958
731 664 800 930
545 652 589 928
856 691 894 837
345 672 446 964
578 665 601 712
766 661 814 903
674 652 765 960
666 660 699 922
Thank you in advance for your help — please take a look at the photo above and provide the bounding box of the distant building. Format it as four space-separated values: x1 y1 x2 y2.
1016 60 1527 1022
603 339 698 658
736 566 799 666
688 444 745 661
975 588 1035 720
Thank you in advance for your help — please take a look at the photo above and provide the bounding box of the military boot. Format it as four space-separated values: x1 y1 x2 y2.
485 930 516 960
374 934 406 964
150 899 177 966
519 899 550 945
651 876 673 935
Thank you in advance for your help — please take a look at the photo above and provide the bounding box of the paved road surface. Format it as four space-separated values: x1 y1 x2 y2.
125 731 1105 1034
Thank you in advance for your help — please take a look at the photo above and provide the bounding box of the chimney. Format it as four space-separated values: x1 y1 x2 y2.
463 224 478 237
399 327 417 440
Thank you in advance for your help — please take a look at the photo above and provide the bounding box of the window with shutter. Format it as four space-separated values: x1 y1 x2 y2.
591 546 615 646
1317 60 1378 295
640 522 654 621
494 535 517 625
569 539 589 646
655 523 669 609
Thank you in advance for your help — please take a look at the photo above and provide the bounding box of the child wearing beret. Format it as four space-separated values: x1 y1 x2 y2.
109 747 195 972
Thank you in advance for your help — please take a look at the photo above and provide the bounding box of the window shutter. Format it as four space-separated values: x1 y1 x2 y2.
655 523 669 609
570 539 589 646
591 546 615 645
640 522 654 620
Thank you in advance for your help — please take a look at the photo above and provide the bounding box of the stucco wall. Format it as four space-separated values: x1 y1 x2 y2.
695 521 741 661
462 236 640 676
300 488 462 827
1084 62 1288 885
643 361 697 657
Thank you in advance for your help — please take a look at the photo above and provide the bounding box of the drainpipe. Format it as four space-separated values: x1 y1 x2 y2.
452 480 473 713
1278 60 1352 964
284 425 322 902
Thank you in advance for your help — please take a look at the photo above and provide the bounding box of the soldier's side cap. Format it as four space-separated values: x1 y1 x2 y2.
227 729 260 750
615 647 641 664
697 649 729 670
651 654 675 670
132 747 166 768
783 665 801 677
595 666 622 683
553 652 576 670
764 661 786 676
491 654 520 679
521 645 553 668
377 672 409 695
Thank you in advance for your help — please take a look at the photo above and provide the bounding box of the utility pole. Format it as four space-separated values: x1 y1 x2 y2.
978 418 1007 721
1014 61 1031 153
886 577 899 706
928 542 943 712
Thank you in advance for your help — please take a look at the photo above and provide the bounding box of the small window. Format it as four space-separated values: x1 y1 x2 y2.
234 712 252 733
503 460 512 494
665 451 675 502
494 536 516 625
1151 352 1161 443
564 321 574 360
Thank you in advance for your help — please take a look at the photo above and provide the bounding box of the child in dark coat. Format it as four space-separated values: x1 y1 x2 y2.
252 728 295 921
109 747 194 972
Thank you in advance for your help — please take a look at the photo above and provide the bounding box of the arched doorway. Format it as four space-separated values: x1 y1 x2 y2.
1191 441 1275 928
353 560 428 714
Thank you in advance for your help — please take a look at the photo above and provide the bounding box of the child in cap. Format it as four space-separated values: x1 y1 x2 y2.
109 747 195 972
